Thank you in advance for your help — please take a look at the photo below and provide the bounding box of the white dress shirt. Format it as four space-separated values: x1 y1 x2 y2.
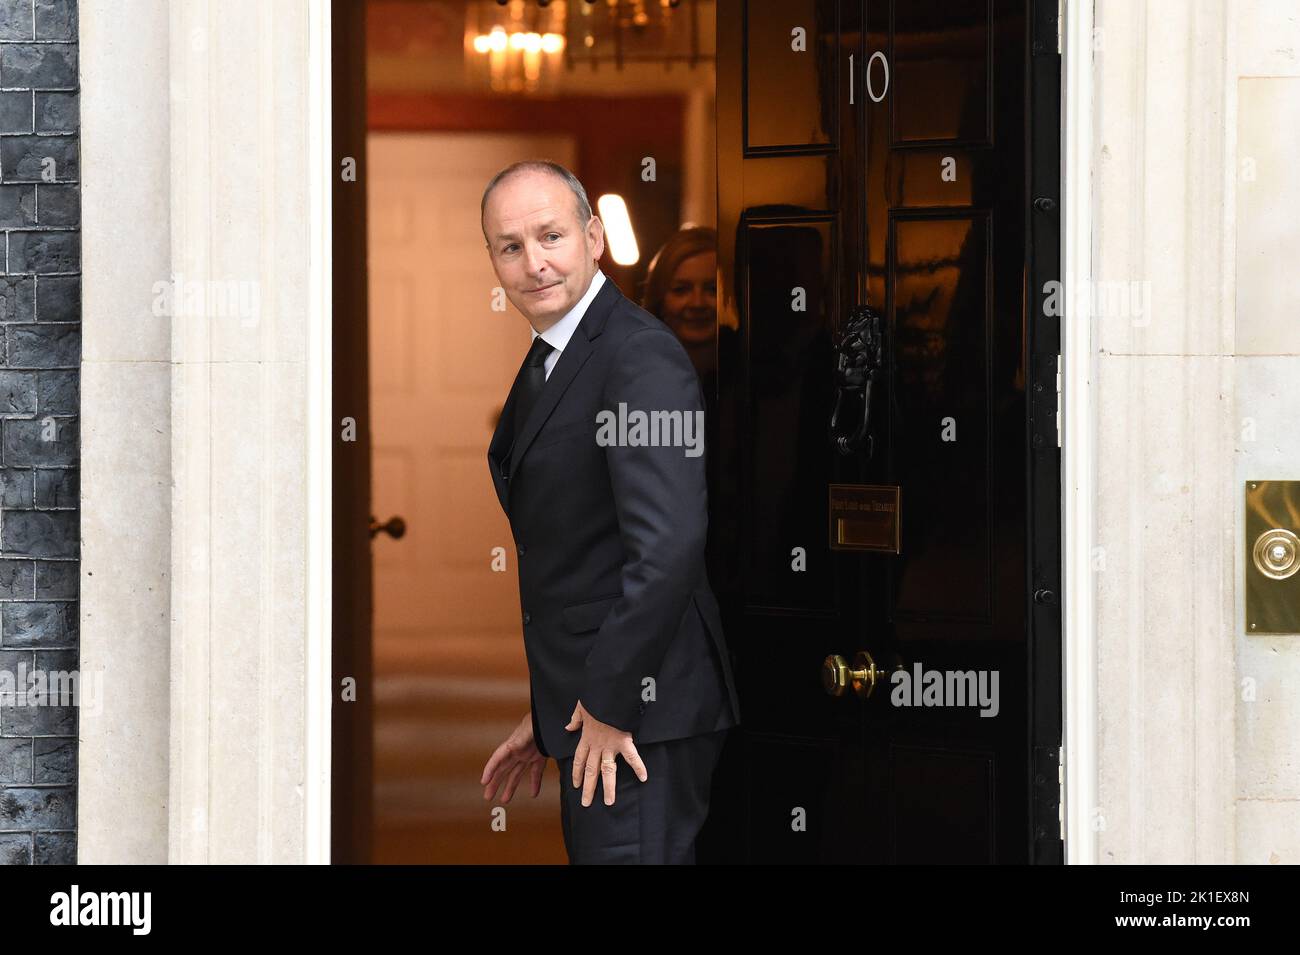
530 268 606 380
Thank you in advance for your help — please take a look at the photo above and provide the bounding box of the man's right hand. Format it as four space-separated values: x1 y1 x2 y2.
480 711 547 803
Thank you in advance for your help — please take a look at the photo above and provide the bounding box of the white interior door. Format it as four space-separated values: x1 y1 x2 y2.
367 132 577 861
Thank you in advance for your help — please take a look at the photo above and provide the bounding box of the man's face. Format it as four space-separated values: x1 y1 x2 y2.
483 170 605 331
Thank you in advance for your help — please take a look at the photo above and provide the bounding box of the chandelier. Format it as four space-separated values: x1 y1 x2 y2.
465 0 707 94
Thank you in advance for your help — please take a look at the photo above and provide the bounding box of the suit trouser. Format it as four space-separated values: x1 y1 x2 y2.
555 728 728 864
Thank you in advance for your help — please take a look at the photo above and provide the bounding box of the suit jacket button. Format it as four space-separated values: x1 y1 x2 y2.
517 544 526 557
522 612 531 625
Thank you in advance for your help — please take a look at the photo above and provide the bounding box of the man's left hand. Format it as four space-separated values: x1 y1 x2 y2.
565 700 648 807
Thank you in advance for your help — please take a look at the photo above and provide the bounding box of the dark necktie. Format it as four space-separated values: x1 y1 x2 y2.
513 334 555 446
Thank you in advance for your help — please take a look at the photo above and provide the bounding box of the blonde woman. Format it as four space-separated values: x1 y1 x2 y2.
640 226 719 381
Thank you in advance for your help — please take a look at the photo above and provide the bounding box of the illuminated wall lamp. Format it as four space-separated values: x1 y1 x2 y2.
597 194 639 266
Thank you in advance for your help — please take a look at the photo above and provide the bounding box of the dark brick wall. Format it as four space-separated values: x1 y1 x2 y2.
0 0 79 866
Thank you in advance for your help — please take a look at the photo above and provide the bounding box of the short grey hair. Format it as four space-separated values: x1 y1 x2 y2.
480 160 593 245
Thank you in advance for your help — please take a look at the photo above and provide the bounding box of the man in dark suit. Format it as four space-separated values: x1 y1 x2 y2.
477 160 741 864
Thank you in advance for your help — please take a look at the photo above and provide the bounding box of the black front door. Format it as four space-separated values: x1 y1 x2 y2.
702 0 1062 864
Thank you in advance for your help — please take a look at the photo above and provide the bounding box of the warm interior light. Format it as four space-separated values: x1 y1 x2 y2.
472 29 565 58
596 194 639 266
467 15 566 94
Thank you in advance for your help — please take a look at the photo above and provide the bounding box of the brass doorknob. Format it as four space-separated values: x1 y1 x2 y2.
822 651 885 699
369 515 407 540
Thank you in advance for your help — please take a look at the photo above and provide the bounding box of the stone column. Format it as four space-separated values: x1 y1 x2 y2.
78 0 329 864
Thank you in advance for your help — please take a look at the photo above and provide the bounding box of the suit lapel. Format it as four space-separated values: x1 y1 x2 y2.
507 329 594 471
487 275 622 514
487 340 534 511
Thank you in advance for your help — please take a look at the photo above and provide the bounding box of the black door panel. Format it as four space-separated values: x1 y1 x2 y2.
701 0 1061 865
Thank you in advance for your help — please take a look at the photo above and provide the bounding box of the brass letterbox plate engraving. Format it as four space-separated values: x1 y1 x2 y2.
829 484 900 553
1246 480 1300 634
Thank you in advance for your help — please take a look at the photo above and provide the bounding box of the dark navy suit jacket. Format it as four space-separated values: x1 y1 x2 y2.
486 273 741 760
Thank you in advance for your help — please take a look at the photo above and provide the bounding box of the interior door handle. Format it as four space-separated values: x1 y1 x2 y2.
369 515 407 540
